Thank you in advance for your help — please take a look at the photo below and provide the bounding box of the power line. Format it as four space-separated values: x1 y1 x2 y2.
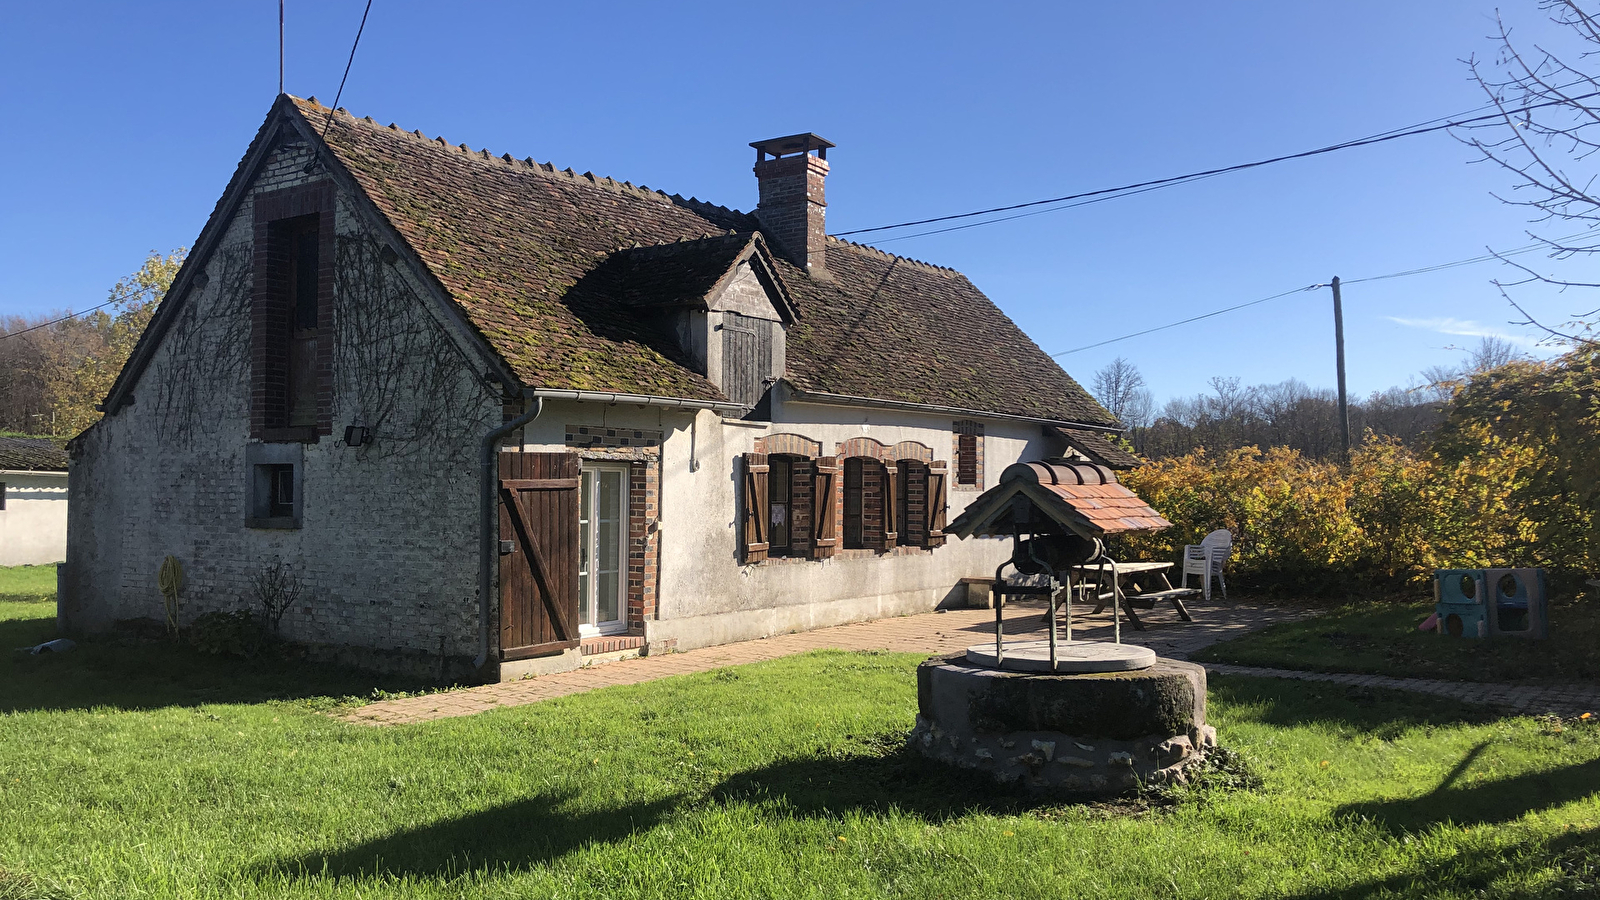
837 90 1600 241
1052 285 1322 356
1049 228 1600 357
859 93 1551 244
0 289 149 342
316 0 373 143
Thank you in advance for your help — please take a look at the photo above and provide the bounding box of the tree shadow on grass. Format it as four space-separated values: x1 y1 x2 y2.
263 747 1046 883
1 616 439 714
709 741 1076 822
264 792 682 881
1335 741 1600 835
1279 826 1600 900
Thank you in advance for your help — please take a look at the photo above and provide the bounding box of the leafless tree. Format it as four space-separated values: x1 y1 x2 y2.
1091 357 1154 429
1137 374 1443 461
1467 335 1522 372
252 559 303 638
0 316 53 432
1460 1 1600 344
1419 364 1464 403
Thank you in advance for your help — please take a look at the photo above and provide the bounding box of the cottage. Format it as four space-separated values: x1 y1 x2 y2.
62 95 1127 679
1 436 69 566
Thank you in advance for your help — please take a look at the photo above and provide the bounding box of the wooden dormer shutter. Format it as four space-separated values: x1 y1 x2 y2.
879 462 899 550
741 453 770 564
812 456 839 559
925 461 948 548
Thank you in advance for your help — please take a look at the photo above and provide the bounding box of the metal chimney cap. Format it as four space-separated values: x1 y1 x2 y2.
750 133 835 160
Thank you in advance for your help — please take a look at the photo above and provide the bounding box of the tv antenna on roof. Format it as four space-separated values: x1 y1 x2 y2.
278 0 284 95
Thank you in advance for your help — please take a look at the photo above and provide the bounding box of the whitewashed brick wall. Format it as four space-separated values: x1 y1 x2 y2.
63 140 499 676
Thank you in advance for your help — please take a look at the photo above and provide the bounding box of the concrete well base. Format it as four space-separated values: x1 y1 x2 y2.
908 653 1215 796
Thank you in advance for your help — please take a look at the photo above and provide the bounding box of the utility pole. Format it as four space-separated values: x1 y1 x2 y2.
1330 276 1350 462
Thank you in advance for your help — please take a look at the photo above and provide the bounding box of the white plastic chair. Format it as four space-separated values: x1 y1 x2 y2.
1180 528 1232 601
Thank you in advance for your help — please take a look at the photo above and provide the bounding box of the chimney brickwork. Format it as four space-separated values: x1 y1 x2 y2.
751 133 834 278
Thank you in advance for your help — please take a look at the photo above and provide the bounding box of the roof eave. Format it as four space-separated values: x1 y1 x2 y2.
782 385 1122 432
527 388 745 415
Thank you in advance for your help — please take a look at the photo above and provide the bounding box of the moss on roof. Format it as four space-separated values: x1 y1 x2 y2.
290 97 1116 425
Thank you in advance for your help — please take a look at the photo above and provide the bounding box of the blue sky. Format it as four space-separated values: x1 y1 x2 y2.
0 1 1585 404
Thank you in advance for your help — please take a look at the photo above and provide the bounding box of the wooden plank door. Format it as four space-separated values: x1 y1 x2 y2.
498 451 581 660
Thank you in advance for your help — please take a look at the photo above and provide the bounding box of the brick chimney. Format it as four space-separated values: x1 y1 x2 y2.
751 133 835 277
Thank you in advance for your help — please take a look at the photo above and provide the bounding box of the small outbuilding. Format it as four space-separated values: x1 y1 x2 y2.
0 436 69 566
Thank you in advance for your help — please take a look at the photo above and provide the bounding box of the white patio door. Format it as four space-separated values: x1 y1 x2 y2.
578 464 628 636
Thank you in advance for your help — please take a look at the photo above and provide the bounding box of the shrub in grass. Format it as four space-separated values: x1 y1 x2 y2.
187 609 267 658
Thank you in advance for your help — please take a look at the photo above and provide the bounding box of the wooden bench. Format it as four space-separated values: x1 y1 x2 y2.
1124 587 1199 621
1079 562 1200 631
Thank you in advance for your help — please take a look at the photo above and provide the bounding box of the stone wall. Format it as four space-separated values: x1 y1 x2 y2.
910 654 1217 796
62 137 499 677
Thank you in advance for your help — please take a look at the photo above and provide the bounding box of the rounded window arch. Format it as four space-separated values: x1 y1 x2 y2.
842 455 896 550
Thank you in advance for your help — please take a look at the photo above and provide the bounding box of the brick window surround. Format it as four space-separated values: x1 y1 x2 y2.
569 436 661 633
953 420 985 489
624 458 659 630
252 182 335 441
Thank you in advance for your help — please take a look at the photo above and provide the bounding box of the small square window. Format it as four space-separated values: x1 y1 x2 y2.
246 443 303 528
265 465 295 518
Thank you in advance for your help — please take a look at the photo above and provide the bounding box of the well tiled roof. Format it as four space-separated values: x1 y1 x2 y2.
290 97 1117 424
0 436 69 471
1053 426 1144 469
947 461 1170 539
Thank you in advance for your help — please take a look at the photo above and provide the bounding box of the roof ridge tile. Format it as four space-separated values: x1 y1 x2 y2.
293 96 758 221
825 235 960 277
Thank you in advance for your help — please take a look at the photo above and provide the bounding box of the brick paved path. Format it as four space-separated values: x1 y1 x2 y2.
1201 663 1600 719
343 600 1303 725
341 600 1599 725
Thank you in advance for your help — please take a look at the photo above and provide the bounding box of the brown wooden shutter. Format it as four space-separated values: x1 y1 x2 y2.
498 451 581 661
957 433 978 484
812 456 839 559
925 461 948 548
879 462 899 550
741 452 770 564
789 459 814 557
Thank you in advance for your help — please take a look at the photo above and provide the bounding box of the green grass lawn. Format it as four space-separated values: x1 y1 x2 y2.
1195 600 1600 685
3 590 1600 897
0 564 58 603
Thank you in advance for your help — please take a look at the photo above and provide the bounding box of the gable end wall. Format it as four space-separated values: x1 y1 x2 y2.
62 139 500 677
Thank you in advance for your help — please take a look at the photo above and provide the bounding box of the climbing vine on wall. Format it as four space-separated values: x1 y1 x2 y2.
150 243 253 445
332 226 495 471
143 200 495 477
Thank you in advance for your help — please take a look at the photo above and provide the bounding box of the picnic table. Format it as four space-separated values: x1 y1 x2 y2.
1069 560 1199 631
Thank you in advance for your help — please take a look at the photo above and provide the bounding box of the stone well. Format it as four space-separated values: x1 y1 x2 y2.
908 651 1216 796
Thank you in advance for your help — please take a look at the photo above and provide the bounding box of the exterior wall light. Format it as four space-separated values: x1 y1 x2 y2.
344 425 373 447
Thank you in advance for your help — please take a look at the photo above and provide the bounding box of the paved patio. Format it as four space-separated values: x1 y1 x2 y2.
342 599 1600 726
342 599 1306 726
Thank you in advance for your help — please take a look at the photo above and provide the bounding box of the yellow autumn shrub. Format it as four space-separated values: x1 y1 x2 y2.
1114 436 1546 594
